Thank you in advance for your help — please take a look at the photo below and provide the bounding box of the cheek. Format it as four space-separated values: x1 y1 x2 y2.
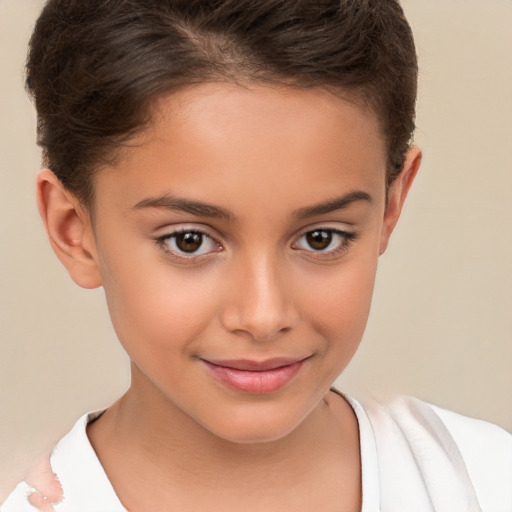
100 256 221 362
302 256 378 353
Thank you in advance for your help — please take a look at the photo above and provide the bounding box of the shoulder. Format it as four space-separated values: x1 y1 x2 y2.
429 401 512 511
363 395 512 512
1 411 126 512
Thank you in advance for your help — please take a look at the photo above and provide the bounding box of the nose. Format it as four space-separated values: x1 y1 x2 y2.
220 253 299 342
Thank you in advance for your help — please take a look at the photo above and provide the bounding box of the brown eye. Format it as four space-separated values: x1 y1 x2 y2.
306 230 332 251
294 228 357 257
158 229 221 258
175 232 203 253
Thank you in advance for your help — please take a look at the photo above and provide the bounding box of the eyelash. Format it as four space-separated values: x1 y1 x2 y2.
293 228 358 259
155 227 358 262
155 229 222 261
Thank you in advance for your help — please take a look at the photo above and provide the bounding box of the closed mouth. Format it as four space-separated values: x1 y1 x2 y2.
200 356 309 394
201 356 309 371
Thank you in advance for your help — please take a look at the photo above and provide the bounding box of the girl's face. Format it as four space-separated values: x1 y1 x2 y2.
76 83 416 443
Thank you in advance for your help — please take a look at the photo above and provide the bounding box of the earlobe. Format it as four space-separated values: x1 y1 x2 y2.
36 169 102 289
379 147 422 255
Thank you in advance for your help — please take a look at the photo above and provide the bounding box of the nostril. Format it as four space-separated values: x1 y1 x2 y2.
221 305 298 342
218 260 300 340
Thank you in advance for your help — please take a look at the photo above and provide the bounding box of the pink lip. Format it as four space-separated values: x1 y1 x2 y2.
201 357 307 394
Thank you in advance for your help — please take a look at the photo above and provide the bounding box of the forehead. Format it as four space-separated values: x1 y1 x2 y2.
93 83 387 216
148 83 384 158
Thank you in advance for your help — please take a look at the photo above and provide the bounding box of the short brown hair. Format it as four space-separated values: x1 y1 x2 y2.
26 0 418 206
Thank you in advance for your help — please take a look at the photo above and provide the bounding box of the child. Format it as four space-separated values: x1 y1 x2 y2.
2 1 511 511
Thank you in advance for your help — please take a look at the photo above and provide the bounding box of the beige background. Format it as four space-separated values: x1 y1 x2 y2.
1 0 511 500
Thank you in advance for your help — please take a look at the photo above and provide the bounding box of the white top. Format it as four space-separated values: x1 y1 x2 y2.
2 396 511 512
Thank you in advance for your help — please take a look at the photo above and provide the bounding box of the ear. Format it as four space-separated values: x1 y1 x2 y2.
379 146 422 255
36 169 102 288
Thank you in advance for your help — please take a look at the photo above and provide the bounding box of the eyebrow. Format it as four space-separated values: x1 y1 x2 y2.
132 189 372 221
132 194 233 220
294 190 372 218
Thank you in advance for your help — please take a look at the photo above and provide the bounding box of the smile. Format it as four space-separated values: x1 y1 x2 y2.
200 357 308 394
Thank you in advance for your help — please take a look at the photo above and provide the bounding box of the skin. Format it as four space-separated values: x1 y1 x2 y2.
37 83 421 511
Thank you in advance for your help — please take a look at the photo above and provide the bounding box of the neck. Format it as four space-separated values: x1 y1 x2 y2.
87 366 360 509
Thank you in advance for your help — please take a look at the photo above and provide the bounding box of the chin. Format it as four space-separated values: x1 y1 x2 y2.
198 399 316 445
208 420 299 445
